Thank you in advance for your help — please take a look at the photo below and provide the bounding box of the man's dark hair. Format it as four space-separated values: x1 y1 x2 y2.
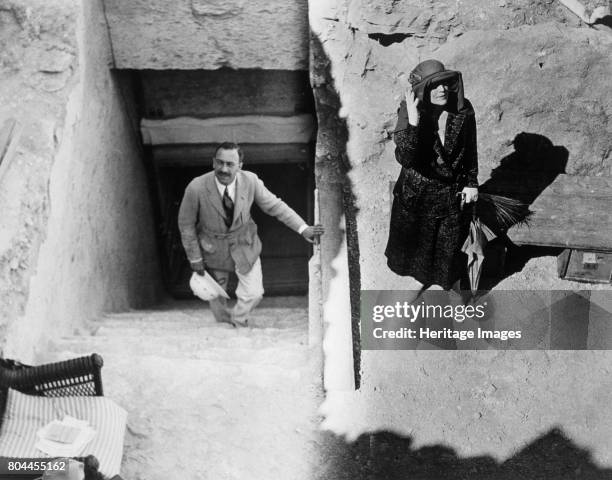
215 142 244 162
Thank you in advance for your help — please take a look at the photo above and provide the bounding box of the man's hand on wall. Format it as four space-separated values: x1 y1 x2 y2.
301 225 325 244
190 259 206 276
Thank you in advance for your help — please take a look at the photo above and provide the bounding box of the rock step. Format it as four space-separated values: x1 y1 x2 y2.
49 304 311 376
101 306 306 319
83 323 305 336
86 324 306 336
61 326 306 345
50 334 307 355
89 310 307 331
50 339 307 358
49 350 310 377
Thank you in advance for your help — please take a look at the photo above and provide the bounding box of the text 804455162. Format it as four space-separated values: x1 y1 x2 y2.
0 458 68 476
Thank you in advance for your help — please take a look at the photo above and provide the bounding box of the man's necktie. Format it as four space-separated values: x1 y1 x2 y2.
222 186 234 228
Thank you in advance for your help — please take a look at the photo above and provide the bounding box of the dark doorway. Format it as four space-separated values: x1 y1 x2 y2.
153 146 314 297
129 68 317 298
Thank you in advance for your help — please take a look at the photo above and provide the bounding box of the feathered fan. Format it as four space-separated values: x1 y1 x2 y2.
475 193 532 231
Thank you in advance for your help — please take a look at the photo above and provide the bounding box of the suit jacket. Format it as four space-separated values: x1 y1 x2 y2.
178 170 306 273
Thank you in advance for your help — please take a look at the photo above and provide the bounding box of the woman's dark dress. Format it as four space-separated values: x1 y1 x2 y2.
385 99 478 290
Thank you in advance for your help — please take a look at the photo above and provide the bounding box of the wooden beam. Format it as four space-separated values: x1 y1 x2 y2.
152 143 313 167
140 114 316 146
506 174 612 251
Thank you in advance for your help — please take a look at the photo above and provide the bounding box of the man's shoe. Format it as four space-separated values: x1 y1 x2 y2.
217 317 237 327
232 316 249 328
214 312 236 327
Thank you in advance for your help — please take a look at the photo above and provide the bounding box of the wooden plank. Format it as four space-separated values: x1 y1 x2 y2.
505 174 612 251
152 143 313 166
140 114 315 146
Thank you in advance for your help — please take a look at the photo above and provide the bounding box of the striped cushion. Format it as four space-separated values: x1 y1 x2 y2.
0 389 127 478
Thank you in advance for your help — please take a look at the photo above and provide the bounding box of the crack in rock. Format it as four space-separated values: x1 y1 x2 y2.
37 48 74 73
367 32 413 46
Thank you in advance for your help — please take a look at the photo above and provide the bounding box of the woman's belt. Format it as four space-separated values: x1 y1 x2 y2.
405 167 460 189
200 222 250 239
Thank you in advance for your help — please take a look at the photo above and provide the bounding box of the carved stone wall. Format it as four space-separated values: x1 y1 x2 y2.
103 0 309 70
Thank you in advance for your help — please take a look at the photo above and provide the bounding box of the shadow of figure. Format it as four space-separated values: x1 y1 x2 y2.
594 15 612 28
480 132 568 206
317 427 612 480
475 133 569 289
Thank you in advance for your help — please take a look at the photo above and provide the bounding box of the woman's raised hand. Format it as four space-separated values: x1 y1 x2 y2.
405 82 420 126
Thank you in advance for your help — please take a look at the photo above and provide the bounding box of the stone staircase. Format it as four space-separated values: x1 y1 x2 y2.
46 299 322 480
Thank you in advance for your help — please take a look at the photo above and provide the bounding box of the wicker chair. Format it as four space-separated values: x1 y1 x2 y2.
0 354 123 480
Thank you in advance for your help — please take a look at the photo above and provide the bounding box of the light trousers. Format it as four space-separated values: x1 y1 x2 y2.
208 257 264 325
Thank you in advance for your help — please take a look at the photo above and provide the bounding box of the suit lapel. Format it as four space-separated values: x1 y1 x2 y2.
433 136 446 165
444 111 465 156
231 171 248 228
204 173 225 219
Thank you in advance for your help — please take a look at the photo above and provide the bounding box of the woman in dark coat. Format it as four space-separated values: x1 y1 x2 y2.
385 59 479 290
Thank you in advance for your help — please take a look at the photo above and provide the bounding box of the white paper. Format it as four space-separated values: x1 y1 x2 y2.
35 415 97 457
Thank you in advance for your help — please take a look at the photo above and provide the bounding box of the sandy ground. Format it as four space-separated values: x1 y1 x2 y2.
44 297 323 480
319 251 612 479
32 252 612 480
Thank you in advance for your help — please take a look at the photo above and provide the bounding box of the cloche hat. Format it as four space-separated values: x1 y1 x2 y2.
409 59 465 112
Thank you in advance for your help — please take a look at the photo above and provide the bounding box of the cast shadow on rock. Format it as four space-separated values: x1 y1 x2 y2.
476 132 568 290
594 15 612 28
317 427 612 479
481 132 568 210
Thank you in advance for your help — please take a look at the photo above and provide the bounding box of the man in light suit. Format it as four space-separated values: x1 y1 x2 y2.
178 142 324 326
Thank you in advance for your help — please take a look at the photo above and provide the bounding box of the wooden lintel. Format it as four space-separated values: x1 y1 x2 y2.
141 114 316 145
152 143 314 167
